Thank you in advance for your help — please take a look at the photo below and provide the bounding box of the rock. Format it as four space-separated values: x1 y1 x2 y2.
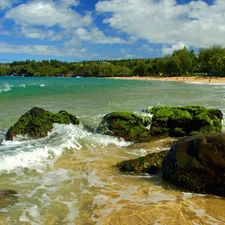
96 111 152 143
116 150 168 174
162 133 225 197
97 106 222 143
0 190 18 208
146 106 222 138
5 107 79 140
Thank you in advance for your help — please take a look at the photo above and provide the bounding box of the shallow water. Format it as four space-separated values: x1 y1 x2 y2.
0 76 225 224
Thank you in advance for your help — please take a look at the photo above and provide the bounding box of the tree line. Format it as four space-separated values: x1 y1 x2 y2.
0 45 225 77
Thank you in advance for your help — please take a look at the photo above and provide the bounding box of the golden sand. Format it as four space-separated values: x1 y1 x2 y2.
111 76 225 83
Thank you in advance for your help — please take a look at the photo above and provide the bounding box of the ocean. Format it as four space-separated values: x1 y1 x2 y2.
0 76 225 224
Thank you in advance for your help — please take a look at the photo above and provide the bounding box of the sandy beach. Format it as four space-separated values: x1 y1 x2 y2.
112 76 225 83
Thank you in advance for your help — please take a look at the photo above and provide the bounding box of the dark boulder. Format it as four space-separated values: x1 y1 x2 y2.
146 105 222 138
162 133 225 196
116 150 168 174
96 111 152 143
5 107 79 140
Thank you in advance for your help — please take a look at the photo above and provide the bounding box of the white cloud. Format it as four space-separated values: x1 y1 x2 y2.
19 26 62 41
120 48 129 55
96 0 225 49
0 41 95 58
0 42 58 55
2 0 225 60
0 0 13 10
162 41 186 55
124 54 136 59
3 0 94 50
138 44 153 52
119 48 135 58
96 0 190 43
57 0 80 7
4 0 92 28
66 27 126 46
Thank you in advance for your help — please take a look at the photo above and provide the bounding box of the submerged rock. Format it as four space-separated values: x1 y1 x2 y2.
0 190 18 208
96 111 152 143
116 150 168 174
162 133 225 197
5 107 79 140
146 105 222 138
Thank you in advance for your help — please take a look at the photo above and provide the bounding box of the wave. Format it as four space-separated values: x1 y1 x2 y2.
0 83 12 93
185 81 225 86
0 82 45 94
0 123 131 174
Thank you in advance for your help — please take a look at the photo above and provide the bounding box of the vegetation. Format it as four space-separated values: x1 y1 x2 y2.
1 45 225 77
5 107 79 140
116 151 168 174
96 106 222 142
96 111 152 143
147 106 223 137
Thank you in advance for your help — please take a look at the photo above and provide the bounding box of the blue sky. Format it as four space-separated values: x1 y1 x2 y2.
0 0 223 62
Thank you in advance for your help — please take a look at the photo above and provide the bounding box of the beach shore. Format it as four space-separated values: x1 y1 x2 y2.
111 76 225 83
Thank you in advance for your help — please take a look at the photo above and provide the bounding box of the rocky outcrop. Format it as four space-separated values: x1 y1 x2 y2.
96 111 152 143
5 107 79 140
147 106 222 138
97 106 222 143
116 150 168 174
162 133 225 197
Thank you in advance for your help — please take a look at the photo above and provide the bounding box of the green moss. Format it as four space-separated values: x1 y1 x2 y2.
150 126 169 136
194 113 213 126
53 110 79 125
149 107 173 124
173 127 186 136
170 109 192 123
117 151 168 174
97 111 151 142
6 107 79 140
147 106 222 138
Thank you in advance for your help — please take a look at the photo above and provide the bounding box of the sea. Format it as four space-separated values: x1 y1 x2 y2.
0 76 225 225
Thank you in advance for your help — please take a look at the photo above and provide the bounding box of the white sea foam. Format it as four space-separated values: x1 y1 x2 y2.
0 82 45 94
0 124 84 173
186 81 225 86
0 123 132 173
0 83 12 93
19 205 42 224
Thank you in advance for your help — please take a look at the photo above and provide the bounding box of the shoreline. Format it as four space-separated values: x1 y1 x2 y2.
110 76 225 83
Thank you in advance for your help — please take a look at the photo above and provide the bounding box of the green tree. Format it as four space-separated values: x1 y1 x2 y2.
172 47 192 75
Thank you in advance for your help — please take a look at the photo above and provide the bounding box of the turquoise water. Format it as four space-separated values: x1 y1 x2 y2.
1 76 225 132
0 76 225 224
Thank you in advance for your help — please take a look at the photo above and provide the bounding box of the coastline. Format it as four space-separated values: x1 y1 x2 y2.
110 76 225 83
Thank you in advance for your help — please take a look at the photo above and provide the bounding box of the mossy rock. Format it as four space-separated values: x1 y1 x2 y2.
5 107 79 140
116 150 168 174
146 106 222 138
162 133 225 197
96 111 151 143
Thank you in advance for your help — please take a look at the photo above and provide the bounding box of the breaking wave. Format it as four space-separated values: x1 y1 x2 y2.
0 123 131 174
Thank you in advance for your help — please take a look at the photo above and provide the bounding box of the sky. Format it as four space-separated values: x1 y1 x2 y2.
0 0 224 62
